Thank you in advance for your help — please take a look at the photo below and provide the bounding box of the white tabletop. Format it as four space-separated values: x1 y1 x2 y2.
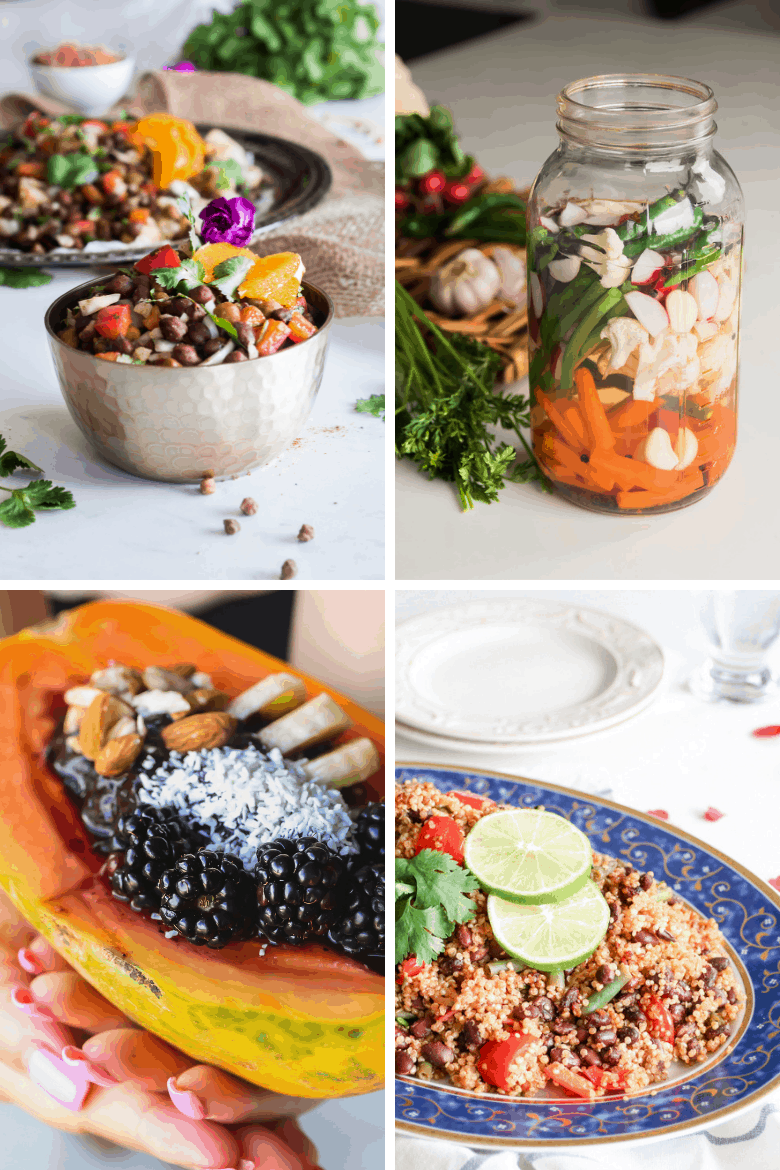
396 7 780 581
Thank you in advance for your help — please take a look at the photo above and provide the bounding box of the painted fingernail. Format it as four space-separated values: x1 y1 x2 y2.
27 1043 91 1111
18 948 47 976
61 1045 121 1087
11 986 57 1019
167 1074 208 1120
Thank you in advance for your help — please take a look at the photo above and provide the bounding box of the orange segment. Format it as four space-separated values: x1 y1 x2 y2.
131 114 205 189
192 243 304 308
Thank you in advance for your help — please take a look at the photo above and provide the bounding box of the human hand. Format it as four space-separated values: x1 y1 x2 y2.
0 897 322 1170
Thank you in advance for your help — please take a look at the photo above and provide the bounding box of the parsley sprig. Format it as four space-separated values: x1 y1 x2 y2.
0 435 75 528
355 394 385 419
396 282 549 509
396 850 480 965
0 267 53 289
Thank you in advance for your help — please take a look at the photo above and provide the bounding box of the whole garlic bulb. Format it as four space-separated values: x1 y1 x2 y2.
491 246 527 306
429 248 501 316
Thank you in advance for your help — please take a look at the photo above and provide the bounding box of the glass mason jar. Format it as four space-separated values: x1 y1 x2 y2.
527 75 743 515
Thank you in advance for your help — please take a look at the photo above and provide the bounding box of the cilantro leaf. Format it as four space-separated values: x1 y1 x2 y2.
210 255 253 299
0 267 53 289
396 897 448 965
355 394 385 419
395 850 480 965
153 259 206 293
46 152 99 189
0 435 43 477
0 476 75 528
203 305 238 340
0 492 34 528
404 850 479 920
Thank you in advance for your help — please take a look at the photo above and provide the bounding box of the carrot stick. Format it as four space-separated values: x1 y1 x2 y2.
616 470 704 509
608 398 658 433
558 402 588 449
575 368 615 450
537 391 586 452
539 434 585 477
589 449 678 493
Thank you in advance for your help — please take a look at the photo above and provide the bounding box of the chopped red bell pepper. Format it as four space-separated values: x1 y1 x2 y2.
582 1065 626 1092
446 790 488 811
17 161 45 178
134 246 180 275
22 112 49 138
295 295 307 310
752 725 780 738
94 304 132 340
111 121 133 135
396 957 424 984
287 314 317 344
644 994 675 1044
69 219 95 235
545 1062 596 1099
477 1032 534 1092
415 815 465 865
255 319 291 356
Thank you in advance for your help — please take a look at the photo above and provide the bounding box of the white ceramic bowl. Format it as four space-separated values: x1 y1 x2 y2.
29 53 136 117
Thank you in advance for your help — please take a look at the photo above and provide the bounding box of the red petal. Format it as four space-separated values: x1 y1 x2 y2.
647 809 669 821
703 807 725 822
769 877 780 893
752 725 780 738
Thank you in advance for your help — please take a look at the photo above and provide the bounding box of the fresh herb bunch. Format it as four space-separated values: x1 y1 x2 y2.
0 267 53 288
401 192 527 246
396 106 473 184
0 435 75 527
395 849 479 964
182 0 383 104
396 283 548 509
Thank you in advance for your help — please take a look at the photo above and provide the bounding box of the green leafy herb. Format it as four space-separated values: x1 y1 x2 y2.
203 305 238 341
0 435 43 477
46 152 99 189
153 258 207 293
176 193 202 254
206 158 245 192
0 267 53 289
355 394 385 419
395 282 548 509
182 0 383 104
395 850 479 965
396 106 471 185
211 255 253 299
0 479 75 528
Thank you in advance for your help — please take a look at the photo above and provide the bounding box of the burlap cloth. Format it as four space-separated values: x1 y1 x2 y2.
0 72 384 316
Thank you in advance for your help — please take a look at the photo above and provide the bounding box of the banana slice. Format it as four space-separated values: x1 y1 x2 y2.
301 738 381 787
258 693 351 754
227 673 308 722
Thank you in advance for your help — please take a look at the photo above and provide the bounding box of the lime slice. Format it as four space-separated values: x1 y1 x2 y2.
488 880 610 972
463 809 592 905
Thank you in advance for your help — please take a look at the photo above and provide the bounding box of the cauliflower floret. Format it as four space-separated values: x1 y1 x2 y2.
579 227 633 288
634 333 699 401
601 316 649 371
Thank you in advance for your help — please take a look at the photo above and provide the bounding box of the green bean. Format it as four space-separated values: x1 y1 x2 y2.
584 972 631 1014
647 189 686 221
546 267 596 319
559 287 624 390
624 206 704 256
487 959 519 974
663 248 721 288
557 278 607 337
396 1013 415 1026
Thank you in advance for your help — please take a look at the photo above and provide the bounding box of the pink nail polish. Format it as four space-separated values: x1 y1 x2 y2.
11 986 72 1053
240 1160 255 1170
61 1045 120 1088
27 1043 91 1111
167 1075 208 1120
11 986 57 1019
18 948 46 976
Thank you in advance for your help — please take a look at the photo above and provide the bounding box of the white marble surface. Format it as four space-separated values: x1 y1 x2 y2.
397 7 780 580
0 273 384 580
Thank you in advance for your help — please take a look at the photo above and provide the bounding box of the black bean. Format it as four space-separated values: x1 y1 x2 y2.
271 307 294 323
595 1027 617 1046
686 1040 702 1060
703 1023 730 1041
640 872 653 891
534 996 555 1022
656 928 676 942
189 284 214 304
410 1015 434 1039
602 1047 621 1066
617 1026 639 1044
624 1005 646 1024
727 988 738 1005
552 1019 576 1036
515 1002 538 1020
668 1003 686 1025
420 1041 454 1068
616 990 637 1006
596 964 613 985
487 938 505 959
560 988 581 1013
202 338 224 357
549 1046 580 1068
438 955 464 977
224 350 248 363
186 321 211 346
587 1009 611 1027
579 1046 601 1067
702 965 718 988
455 924 472 948
160 315 188 342
75 313 95 334
167 297 193 318
634 929 659 946
235 322 256 350
171 344 200 366
674 981 693 1003
410 996 424 1012
710 956 729 971
396 1051 414 1075
104 273 133 296
107 336 133 355
407 810 422 824
461 1020 482 1051
575 1027 588 1043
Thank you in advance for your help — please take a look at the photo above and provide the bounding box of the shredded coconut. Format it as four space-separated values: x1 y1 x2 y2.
137 742 357 868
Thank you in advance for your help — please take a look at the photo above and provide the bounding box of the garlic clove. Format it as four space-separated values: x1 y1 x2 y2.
492 245 527 305
558 202 588 227
540 215 559 233
690 270 719 320
714 279 737 322
694 318 718 341
548 255 581 283
674 426 699 471
635 426 679 470
665 289 698 334
429 247 501 316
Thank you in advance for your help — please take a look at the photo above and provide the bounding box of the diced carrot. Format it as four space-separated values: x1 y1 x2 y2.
608 398 658 433
575 367 615 451
96 352 120 362
558 402 588 448
255 319 291 356
288 314 317 344
656 408 682 439
146 306 161 330
81 184 103 205
536 390 586 452
239 305 266 327
616 470 704 510
128 208 150 223
17 161 45 178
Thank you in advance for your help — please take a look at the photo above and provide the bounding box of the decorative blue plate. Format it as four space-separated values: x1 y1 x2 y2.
396 763 780 1149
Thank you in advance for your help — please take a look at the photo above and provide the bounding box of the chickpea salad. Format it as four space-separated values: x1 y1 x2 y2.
0 111 265 255
395 781 744 1100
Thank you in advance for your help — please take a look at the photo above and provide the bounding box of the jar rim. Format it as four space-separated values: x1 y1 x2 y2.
557 73 718 152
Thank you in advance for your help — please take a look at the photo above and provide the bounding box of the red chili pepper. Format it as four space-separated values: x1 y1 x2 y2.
396 957 424 984
647 809 669 821
415 815 465 865
94 304 132 340
464 163 485 186
752 725 780 738
445 790 486 811
134 246 181 275
443 180 471 205
703 807 725 822
477 1032 534 1092
644 994 675 1044
395 188 411 212
418 170 446 196
287 314 317 344
544 1061 595 1099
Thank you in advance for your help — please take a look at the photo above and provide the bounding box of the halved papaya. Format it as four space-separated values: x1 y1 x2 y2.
0 600 384 1098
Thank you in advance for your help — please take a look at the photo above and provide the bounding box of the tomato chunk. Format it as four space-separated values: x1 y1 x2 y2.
255 319 291 356
477 1032 534 1092
134 245 180 274
644 995 675 1044
94 304 132 339
287 314 317 344
545 1062 596 1099
446 790 488 811
396 957 424 984
415 815 464 865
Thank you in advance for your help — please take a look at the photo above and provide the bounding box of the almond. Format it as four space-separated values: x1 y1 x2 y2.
162 712 237 752
63 705 86 735
90 664 144 696
78 692 134 760
166 662 198 679
64 686 103 708
186 688 231 714
94 734 143 778
143 665 195 694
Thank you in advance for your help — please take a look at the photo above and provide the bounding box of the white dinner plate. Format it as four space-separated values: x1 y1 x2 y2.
396 598 664 745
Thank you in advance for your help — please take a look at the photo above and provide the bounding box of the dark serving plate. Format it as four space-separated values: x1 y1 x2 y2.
0 124 332 268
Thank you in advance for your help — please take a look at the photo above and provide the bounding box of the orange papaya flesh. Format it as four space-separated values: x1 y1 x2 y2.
0 600 384 1099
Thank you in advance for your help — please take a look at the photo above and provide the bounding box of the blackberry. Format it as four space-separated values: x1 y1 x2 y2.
328 865 384 961
353 802 384 866
108 807 193 913
255 837 346 946
159 850 256 948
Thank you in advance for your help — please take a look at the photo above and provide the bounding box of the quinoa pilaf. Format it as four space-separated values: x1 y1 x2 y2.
395 780 744 1099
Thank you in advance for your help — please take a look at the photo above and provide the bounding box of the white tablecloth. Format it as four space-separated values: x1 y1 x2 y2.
396 588 780 1164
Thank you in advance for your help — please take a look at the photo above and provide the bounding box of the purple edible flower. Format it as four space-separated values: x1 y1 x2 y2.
166 61 197 72
199 196 256 246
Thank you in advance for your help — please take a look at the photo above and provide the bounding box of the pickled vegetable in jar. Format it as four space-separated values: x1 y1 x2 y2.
527 74 743 515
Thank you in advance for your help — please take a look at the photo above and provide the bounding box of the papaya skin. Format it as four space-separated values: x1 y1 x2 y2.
0 600 384 1099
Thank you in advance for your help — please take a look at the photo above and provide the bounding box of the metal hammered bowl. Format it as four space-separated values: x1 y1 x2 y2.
44 277 334 483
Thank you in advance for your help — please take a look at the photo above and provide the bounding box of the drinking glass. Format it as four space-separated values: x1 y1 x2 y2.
689 591 780 702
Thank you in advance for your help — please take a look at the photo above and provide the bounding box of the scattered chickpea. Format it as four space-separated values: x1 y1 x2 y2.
200 476 216 495
280 559 297 580
224 519 241 535
240 497 258 516
297 524 314 542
